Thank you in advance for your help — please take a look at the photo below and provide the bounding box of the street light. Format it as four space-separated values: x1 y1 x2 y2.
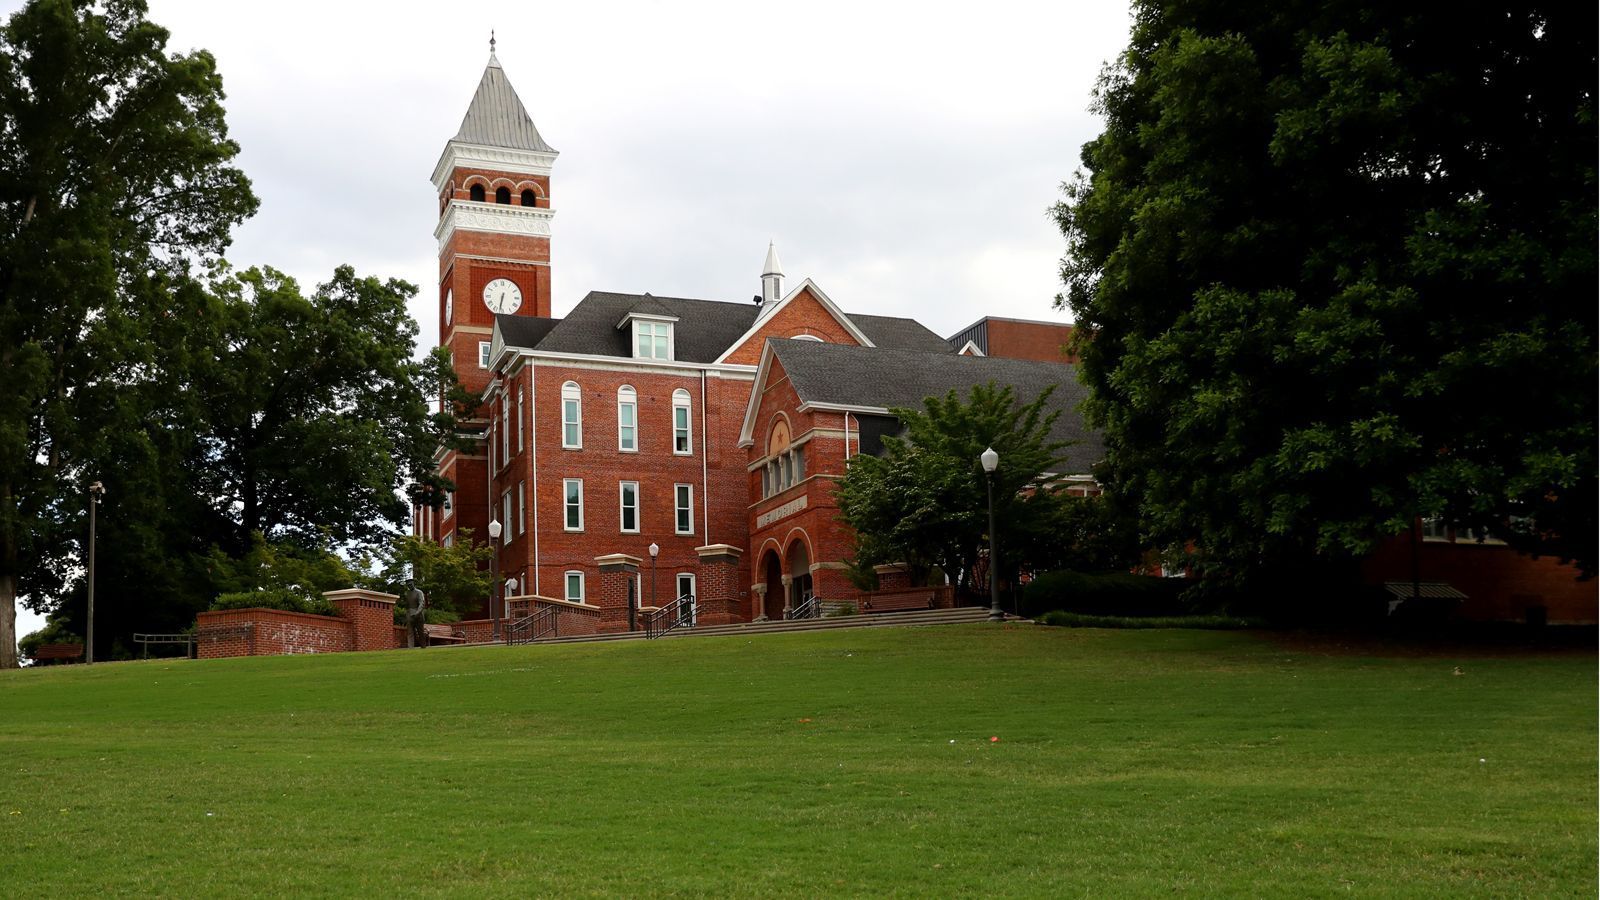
979 448 1003 622
86 481 105 664
487 519 503 641
648 541 660 611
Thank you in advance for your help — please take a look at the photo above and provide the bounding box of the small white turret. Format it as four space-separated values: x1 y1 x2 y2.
760 241 784 306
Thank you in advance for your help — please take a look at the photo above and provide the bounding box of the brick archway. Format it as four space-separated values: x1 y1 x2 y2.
758 548 784 621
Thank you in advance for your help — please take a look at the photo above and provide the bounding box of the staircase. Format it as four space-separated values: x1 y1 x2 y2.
516 606 1005 648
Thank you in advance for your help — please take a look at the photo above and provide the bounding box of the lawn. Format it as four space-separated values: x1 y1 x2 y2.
0 625 1593 897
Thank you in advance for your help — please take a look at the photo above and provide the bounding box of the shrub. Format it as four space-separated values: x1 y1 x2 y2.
825 603 857 618
1020 571 1187 619
211 589 339 618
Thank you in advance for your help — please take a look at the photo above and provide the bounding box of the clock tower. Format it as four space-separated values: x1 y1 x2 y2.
431 45 556 398
420 45 556 548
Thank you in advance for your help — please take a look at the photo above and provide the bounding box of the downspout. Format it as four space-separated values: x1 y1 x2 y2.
844 411 853 461
530 359 540 596
701 369 710 544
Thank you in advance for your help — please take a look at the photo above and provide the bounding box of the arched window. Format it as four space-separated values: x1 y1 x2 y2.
521 189 537 207
672 388 692 455
793 334 823 342
616 385 637 452
561 381 582 449
469 183 486 202
495 186 511 204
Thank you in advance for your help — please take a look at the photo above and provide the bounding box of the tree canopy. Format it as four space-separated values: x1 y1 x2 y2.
835 383 1071 591
0 0 257 666
1056 2 1596 590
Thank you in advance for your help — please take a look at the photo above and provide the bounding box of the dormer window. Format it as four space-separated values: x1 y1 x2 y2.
635 321 671 359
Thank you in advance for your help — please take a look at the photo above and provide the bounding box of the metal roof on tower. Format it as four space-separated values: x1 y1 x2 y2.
452 52 556 153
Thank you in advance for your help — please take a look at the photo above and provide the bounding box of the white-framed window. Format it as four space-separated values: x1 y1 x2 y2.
561 381 582 449
516 387 525 452
500 492 513 544
674 483 693 535
619 481 640 533
634 321 672 360
517 480 527 534
479 341 491 369
565 570 585 603
499 393 510 466
442 531 453 548
617 385 637 452
672 388 692 454
564 478 583 531
445 488 455 518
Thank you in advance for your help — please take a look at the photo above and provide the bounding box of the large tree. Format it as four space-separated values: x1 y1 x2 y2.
1056 3 1596 590
0 0 256 667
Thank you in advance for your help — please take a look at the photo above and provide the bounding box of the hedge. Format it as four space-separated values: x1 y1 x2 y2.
1019 571 1187 619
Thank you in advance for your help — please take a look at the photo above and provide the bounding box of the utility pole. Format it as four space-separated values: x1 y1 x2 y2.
86 481 104 663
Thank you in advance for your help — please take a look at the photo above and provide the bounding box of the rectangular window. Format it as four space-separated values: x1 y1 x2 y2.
499 393 510 466
562 392 581 448
517 480 527 534
516 388 525 452
565 571 585 603
793 445 805 481
442 532 453 548
618 398 637 451
760 466 769 499
675 484 693 535
619 481 639 533
673 404 691 454
479 341 491 369
634 322 671 360
501 491 512 544
564 479 583 531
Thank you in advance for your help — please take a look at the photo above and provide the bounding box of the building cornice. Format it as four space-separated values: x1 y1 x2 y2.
436 200 555 253
432 140 557 191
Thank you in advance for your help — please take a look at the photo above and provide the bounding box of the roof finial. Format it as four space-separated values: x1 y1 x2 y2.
489 29 496 55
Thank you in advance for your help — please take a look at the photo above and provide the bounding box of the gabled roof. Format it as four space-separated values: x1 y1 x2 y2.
849 314 956 355
714 278 875 363
759 339 1104 473
453 54 556 153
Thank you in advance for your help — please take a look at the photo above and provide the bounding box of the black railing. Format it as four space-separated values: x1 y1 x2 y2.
788 592 820 620
643 593 695 640
505 605 558 644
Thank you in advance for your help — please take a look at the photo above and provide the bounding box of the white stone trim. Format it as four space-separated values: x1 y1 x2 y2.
436 200 555 253
432 141 558 191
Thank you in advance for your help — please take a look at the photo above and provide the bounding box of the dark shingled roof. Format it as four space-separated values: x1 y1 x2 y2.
494 315 559 349
524 292 760 363
768 339 1104 473
847 313 955 354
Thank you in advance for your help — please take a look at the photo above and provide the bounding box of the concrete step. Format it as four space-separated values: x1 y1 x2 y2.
515 606 1001 647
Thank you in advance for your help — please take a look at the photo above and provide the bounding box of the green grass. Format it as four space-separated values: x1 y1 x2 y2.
1035 610 1264 629
1 625 1594 897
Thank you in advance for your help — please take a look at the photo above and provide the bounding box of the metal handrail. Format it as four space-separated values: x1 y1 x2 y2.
788 592 819 620
643 593 695 639
505 605 558 644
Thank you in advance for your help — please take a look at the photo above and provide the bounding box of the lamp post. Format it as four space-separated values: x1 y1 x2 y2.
86 481 104 664
487 519 502 641
979 448 1003 622
648 542 660 611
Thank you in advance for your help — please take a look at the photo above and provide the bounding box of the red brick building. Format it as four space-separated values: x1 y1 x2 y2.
412 51 1592 635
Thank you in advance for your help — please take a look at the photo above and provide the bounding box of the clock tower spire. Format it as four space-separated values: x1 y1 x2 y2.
432 43 556 397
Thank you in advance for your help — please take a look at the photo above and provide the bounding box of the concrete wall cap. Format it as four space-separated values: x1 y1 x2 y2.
323 588 399 605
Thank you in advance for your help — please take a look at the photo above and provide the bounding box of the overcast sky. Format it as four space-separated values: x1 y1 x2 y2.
10 0 1134 640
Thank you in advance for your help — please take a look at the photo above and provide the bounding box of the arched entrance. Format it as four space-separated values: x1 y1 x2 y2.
759 549 784 621
785 539 813 616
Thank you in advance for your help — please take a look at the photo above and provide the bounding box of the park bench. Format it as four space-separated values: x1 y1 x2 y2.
860 591 937 613
29 643 84 663
424 624 467 646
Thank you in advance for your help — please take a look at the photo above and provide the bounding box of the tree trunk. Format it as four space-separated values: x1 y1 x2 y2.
0 573 19 669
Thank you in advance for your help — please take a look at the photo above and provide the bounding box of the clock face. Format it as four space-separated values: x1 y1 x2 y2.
444 289 453 325
483 278 523 314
